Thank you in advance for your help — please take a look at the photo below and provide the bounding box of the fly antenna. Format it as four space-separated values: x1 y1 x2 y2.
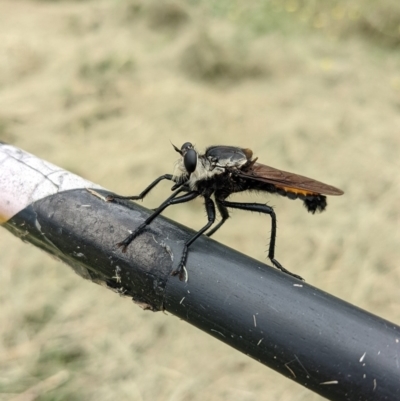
170 141 182 155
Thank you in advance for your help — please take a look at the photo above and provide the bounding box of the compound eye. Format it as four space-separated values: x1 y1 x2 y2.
184 148 197 174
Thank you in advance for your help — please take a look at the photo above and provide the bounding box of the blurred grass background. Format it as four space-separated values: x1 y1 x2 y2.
0 0 399 400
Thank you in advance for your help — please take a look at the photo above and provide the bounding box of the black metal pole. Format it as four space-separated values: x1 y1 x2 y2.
1 143 399 401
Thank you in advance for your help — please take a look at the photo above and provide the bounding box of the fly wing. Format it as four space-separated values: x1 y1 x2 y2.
239 162 344 196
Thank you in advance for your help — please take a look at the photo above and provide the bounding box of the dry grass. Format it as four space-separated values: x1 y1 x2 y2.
0 0 399 400
146 0 189 30
180 30 268 82
204 0 400 46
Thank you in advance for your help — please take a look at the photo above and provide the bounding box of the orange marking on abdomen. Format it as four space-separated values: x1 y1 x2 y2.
277 186 318 197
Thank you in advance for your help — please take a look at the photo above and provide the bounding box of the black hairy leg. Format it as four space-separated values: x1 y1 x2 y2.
218 199 304 281
206 200 230 237
106 174 174 202
171 196 216 281
117 191 199 252
152 185 188 211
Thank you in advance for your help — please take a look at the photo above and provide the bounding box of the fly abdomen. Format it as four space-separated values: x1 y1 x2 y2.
303 194 327 214
275 186 301 200
274 185 327 213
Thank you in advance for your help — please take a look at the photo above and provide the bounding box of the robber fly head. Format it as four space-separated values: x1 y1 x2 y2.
173 142 218 191
172 142 198 175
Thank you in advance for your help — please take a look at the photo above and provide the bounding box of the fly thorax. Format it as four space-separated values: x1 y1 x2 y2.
187 156 225 190
174 154 226 190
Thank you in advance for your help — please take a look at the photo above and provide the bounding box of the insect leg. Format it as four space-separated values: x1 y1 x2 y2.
171 196 216 280
152 186 187 210
149 183 192 212
107 174 174 202
219 200 304 281
206 200 229 237
117 191 199 252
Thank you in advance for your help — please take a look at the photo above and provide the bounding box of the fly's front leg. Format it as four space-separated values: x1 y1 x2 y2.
106 174 174 202
151 186 186 211
117 191 199 252
152 182 191 211
171 196 216 281
219 200 304 281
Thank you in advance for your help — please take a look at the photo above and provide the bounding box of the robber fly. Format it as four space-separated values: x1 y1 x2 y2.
108 143 344 281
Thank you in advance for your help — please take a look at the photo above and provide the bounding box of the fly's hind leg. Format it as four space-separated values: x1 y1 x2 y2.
218 199 304 281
